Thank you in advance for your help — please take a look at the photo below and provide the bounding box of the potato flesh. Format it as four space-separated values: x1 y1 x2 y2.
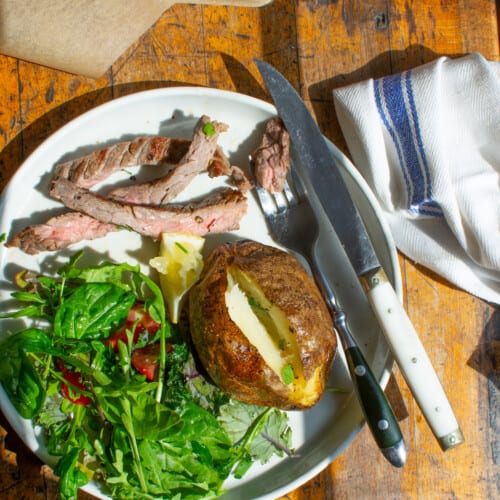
225 266 304 389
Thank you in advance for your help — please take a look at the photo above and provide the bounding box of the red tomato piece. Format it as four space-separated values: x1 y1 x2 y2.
139 309 162 334
104 324 137 350
131 342 172 381
131 343 161 381
58 364 91 406
104 303 161 351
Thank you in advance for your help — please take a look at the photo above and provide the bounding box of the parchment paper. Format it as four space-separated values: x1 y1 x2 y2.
0 0 271 78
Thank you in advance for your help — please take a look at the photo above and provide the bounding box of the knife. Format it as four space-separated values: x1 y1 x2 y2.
255 59 465 452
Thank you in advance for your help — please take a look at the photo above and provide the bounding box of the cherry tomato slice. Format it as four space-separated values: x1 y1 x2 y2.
131 342 172 381
57 362 91 406
104 303 161 351
131 343 161 381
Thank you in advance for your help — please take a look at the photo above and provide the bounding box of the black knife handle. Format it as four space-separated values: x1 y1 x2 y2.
308 253 406 466
334 311 406 466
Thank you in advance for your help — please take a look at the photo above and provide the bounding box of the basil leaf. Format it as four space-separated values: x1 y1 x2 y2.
69 261 138 287
0 328 52 352
0 329 52 418
54 283 135 339
3 351 46 418
0 304 45 319
10 291 46 303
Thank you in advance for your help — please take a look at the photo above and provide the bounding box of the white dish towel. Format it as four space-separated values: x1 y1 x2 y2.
333 53 500 305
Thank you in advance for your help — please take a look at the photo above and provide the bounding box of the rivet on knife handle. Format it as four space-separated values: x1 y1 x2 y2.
360 267 465 451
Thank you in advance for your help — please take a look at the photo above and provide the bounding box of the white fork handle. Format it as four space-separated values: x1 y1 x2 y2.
363 267 464 451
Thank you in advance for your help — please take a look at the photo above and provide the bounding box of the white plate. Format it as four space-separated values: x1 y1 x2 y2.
0 87 401 499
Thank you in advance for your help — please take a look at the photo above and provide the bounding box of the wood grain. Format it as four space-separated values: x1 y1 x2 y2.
0 1 498 499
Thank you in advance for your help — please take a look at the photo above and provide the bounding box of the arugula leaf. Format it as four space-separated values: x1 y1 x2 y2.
54 447 89 500
178 403 233 465
94 387 233 498
109 388 180 433
250 408 293 462
107 402 233 499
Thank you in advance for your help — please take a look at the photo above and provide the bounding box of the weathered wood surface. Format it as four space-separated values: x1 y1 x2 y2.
0 1 498 498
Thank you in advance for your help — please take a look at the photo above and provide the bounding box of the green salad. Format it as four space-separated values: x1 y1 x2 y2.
0 252 293 499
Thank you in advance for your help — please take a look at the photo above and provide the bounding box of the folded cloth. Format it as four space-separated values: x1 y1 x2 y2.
333 53 500 305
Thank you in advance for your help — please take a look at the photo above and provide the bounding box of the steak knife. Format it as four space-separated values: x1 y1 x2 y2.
255 59 464 451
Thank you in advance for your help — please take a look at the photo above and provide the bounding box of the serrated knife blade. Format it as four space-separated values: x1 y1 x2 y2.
255 59 464 451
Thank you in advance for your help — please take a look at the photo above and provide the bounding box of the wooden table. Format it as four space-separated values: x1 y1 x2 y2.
0 1 498 499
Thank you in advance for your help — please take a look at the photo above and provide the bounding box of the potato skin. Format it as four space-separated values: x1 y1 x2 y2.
188 240 337 410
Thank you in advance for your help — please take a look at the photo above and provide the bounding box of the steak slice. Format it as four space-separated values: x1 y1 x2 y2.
53 136 191 189
251 116 290 192
49 177 247 238
107 116 229 205
6 212 119 255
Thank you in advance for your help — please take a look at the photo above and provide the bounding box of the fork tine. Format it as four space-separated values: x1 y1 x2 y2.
255 185 277 215
288 160 308 200
282 179 297 206
273 190 288 212
256 182 291 214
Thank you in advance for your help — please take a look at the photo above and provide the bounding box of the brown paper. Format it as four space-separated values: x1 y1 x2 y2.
0 0 272 78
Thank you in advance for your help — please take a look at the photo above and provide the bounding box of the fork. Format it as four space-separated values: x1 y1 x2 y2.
254 165 407 468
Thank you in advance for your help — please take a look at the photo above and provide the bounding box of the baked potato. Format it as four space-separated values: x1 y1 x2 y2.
188 240 337 410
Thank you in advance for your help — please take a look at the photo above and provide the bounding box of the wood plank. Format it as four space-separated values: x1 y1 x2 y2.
203 0 298 95
0 56 23 191
276 2 406 495
111 4 209 91
399 266 496 499
295 0 393 150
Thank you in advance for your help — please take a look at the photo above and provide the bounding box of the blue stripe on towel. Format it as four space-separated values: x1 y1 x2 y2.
374 71 443 217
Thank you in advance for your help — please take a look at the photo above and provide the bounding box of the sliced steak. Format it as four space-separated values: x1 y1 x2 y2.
107 116 229 205
53 136 191 189
8 117 247 254
49 177 247 238
6 212 118 255
251 116 290 192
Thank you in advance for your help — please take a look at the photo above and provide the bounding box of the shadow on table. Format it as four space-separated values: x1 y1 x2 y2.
467 307 500 390
307 44 466 148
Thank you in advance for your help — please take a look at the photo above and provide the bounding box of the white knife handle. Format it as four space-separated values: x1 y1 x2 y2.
362 267 464 451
